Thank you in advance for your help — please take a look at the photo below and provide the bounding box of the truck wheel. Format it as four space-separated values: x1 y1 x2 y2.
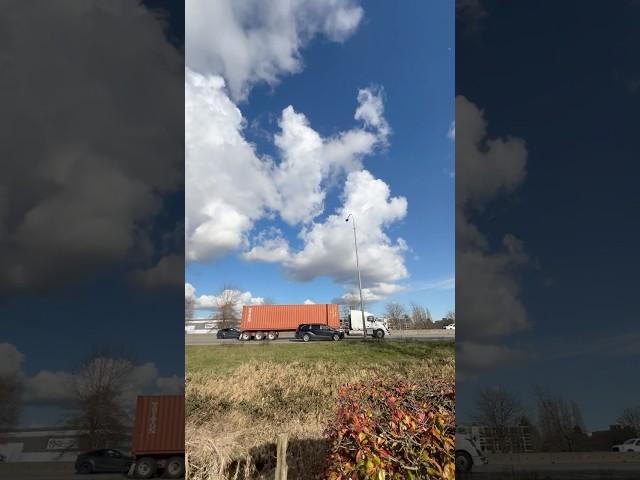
240 331 251 341
332 333 340 341
303 333 311 342
375 329 385 339
455 451 473 473
77 461 92 474
134 457 157 479
267 331 277 340
164 456 185 478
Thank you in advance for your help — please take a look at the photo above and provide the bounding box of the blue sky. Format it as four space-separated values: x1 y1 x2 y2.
186 1 454 319
455 0 640 431
0 0 185 427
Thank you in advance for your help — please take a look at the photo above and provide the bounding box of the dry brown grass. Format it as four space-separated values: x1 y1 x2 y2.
186 344 454 480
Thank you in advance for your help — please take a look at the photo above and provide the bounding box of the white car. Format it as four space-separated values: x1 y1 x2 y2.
456 433 487 473
445 323 455 330
612 438 640 452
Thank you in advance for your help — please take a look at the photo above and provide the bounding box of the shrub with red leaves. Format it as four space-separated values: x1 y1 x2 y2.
324 379 455 480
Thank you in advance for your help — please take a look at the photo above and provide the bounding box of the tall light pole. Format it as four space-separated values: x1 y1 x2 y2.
345 213 366 338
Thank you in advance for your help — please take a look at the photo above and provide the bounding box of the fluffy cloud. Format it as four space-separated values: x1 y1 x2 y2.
0 343 182 410
186 0 363 100
273 88 388 225
185 71 279 262
456 96 527 209
185 0 408 301
187 78 390 262
0 343 24 378
129 254 184 289
185 283 264 314
456 95 529 376
456 341 525 381
245 169 408 290
338 282 406 304
0 1 183 293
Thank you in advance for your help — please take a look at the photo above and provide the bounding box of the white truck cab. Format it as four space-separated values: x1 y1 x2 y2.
455 433 487 473
345 309 390 338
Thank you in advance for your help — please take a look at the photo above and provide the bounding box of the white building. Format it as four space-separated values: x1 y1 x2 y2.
184 319 218 334
0 428 83 462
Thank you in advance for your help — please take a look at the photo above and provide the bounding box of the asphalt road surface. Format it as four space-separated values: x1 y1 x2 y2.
465 464 640 479
185 329 454 345
0 462 127 480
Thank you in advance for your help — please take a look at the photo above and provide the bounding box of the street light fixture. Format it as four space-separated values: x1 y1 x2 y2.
345 213 367 338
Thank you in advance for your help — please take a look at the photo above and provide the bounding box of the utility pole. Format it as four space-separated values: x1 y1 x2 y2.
345 213 366 338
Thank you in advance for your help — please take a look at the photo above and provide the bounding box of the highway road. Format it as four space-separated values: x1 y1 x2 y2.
185 329 454 345
466 464 640 479
0 463 125 480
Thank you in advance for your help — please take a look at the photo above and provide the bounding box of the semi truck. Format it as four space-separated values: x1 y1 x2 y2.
239 303 340 340
128 395 185 479
341 309 390 338
455 433 487 473
238 304 389 340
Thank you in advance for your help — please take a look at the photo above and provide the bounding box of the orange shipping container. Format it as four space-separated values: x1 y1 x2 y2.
132 395 184 456
240 304 340 331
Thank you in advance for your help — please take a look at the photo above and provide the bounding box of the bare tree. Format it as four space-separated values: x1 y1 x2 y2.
444 309 455 326
409 302 434 329
535 388 586 452
0 373 21 437
384 302 406 329
67 347 134 450
618 406 640 436
185 295 195 322
472 386 523 452
214 284 242 328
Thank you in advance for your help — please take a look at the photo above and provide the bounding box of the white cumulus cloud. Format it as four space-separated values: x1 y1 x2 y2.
185 283 264 315
186 0 363 100
455 95 529 377
245 169 408 292
185 0 409 302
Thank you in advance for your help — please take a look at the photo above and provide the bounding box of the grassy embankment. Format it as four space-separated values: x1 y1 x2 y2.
186 341 454 480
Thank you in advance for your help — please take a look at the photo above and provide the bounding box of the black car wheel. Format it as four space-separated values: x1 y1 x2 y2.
332 333 340 341
455 451 473 473
134 457 157 479
164 456 185 478
303 333 311 342
77 462 92 474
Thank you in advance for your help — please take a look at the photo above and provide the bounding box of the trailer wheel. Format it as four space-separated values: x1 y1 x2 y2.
267 331 277 340
134 457 157 479
255 331 265 341
240 331 251 341
164 456 185 479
